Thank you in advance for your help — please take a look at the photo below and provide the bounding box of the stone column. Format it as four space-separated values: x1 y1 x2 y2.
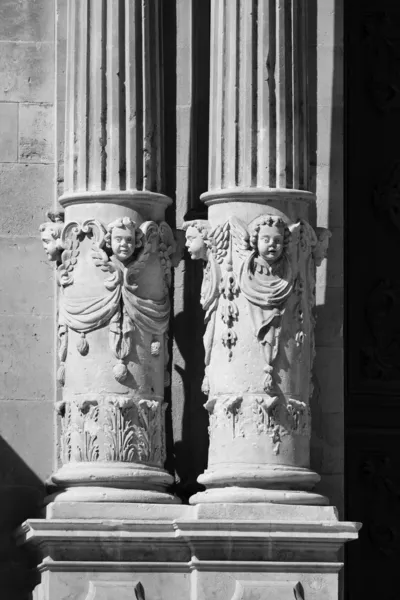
40 0 180 503
184 0 331 504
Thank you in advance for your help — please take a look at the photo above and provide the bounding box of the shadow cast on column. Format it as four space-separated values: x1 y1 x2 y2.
309 0 345 511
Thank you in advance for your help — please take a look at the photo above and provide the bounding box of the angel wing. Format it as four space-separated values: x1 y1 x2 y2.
210 216 250 265
229 216 251 263
158 221 175 289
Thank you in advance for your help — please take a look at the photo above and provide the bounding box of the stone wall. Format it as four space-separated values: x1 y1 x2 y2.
0 2 56 597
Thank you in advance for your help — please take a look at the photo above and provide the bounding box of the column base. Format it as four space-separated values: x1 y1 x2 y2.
193 465 327 504
47 462 180 504
46 486 179 504
189 487 329 505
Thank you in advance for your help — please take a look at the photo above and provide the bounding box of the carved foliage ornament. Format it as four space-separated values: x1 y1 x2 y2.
56 397 166 467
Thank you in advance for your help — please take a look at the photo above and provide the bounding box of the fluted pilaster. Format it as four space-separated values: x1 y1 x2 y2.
63 0 163 199
208 0 309 195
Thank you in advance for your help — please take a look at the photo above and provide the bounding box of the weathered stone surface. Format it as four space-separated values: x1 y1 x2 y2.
0 0 54 42
0 102 18 162
0 316 54 400
19 103 54 163
0 238 54 317
0 164 54 235
0 42 54 103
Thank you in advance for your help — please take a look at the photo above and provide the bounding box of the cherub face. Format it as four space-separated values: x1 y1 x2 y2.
41 229 59 261
185 226 208 261
257 224 284 263
111 226 135 262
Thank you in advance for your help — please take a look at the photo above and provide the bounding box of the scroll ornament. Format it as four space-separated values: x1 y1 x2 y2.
184 215 331 396
40 213 178 385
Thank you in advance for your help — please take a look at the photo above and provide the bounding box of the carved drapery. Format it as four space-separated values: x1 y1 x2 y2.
184 0 330 504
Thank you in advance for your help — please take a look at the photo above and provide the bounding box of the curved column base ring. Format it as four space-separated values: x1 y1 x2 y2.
47 462 180 504
190 465 328 505
190 488 329 506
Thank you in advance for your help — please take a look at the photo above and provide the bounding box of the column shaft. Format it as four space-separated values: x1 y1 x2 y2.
64 0 162 196
185 0 330 505
209 0 308 193
40 0 178 504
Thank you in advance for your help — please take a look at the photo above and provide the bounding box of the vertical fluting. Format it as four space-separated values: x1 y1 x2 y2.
63 0 163 197
208 0 309 192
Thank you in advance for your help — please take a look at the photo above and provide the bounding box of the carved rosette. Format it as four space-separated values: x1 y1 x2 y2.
185 212 330 504
41 212 180 503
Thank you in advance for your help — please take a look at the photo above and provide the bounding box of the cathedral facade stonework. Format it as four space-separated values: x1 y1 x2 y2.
0 1 357 599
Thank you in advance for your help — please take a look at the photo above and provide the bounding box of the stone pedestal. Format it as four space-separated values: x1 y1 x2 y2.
40 0 179 504
18 504 360 600
184 0 330 505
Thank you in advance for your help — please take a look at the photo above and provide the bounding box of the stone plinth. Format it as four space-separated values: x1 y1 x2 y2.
17 504 360 600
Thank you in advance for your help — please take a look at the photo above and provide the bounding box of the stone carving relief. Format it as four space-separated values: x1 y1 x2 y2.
184 214 329 459
184 215 329 394
205 394 311 456
40 212 180 471
39 210 65 262
40 213 178 385
184 220 221 394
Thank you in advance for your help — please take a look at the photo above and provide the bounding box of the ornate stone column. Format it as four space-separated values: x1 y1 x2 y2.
185 0 331 504
40 0 179 503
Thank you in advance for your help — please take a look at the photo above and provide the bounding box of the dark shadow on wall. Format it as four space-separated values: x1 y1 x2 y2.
308 0 345 513
162 0 177 482
0 438 45 599
166 0 211 502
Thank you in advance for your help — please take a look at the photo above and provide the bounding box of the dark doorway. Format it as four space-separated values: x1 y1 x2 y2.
345 1 400 598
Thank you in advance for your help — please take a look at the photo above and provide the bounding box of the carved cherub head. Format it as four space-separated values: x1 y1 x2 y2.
39 211 64 262
249 215 290 264
182 220 211 261
105 217 143 262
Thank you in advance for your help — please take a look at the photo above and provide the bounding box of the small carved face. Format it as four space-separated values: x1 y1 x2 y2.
41 230 59 261
257 224 284 263
185 226 208 261
111 226 135 261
